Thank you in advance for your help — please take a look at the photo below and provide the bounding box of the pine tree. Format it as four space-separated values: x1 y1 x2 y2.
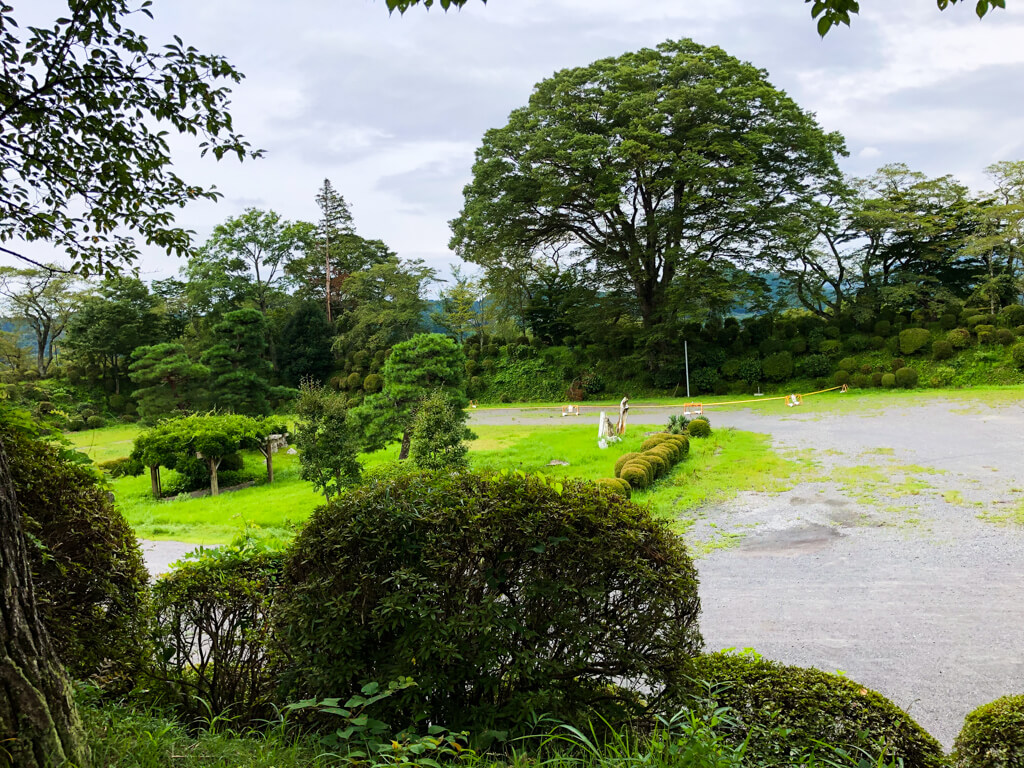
279 302 335 386
128 343 209 422
315 179 354 322
201 309 272 415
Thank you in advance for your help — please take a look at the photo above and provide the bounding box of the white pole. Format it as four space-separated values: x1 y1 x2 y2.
684 339 690 398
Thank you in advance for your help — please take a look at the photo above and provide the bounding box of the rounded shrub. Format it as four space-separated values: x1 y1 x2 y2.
874 320 892 337
860 364 873 375
85 415 105 430
595 478 629 498
643 452 669 479
276 472 703 731
871 372 884 387
833 370 850 386
891 357 906 372
108 393 126 413
3 423 148 684
614 452 642 478
151 546 285 724
687 418 711 438
761 351 794 382
464 359 479 377
895 367 919 389
345 372 362 390
940 313 959 330
882 373 897 389
995 328 1016 346
932 339 955 360
651 443 679 465
666 434 690 458
1011 343 1024 370
820 339 842 356
999 304 1024 328
899 327 931 355
952 694 1024 768
620 463 650 490
677 653 944 768
363 373 383 393
641 434 672 452
977 324 996 345
626 457 656 486
948 328 972 349
850 373 870 389
800 353 832 378
67 417 86 432
838 357 858 373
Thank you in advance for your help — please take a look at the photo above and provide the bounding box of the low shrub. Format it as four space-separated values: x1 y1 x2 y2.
108 393 127 413
644 452 669 479
362 373 383 393
665 434 690 458
800 354 832 378
614 452 642 477
871 372 884 387
838 357 858 373
874 320 892 336
860 364 873 375
595 477 630 498
687 418 711 438
995 328 1016 346
895 367 919 389
3 424 148 684
968 314 995 330
1011 343 1024 370
67 417 86 432
620 463 650 490
85 415 105 430
97 456 144 478
276 472 703 732
948 328 972 349
150 544 285 724
952 694 1024 768
650 443 679 465
819 339 842 355
976 324 996 344
641 434 672 452
891 357 906 372
850 373 870 389
761 351 794 382
932 339 955 360
999 304 1024 328
833 370 850 386
677 653 944 768
899 327 932 355
871 335 886 350
345 372 362 390
882 373 897 388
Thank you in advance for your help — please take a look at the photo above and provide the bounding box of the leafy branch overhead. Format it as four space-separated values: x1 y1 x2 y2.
384 0 1010 36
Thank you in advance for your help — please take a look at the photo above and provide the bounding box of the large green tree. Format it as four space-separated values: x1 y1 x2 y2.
450 40 844 348
201 309 273 416
128 343 209 423
0 267 80 377
279 302 335 385
293 381 362 501
0 2 255 760
352 332 467 460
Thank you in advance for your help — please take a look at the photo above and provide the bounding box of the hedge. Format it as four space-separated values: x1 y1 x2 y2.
952 694 1024 768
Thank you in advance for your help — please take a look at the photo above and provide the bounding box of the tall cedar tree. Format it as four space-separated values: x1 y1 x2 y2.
279 302 335 386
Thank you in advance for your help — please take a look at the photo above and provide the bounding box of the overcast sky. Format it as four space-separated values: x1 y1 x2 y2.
14 0 1024 284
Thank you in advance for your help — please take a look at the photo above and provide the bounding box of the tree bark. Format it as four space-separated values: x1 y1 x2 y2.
208 457 222 497
398 429 413 461
149 465 162 499
261 447 274 484
0 438 90 768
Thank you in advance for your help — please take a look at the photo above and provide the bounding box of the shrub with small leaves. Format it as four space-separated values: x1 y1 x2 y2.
595 478 630 498
409 390 476 472
641 434 673 452
345 372 362 390
871 372 884 387
882 373 897 389
620 463 650 490
976 324 996 344
614 452 642 477
952 694 1024 768
999 304 1024 328
833 370 850 386
874 320 892 336
838 357 858 372
850 373 869 389
687 418 711 438
643 453 669 479
932 340 954 360
276 471 703 732
85 415 105 430
363 373 383 393
891 357 906 372
995 328 1016 346
97 456 144 478
799 353 832 378
895 367 919 389
899 327 931 355
1011 344 1024 370
947 328 972 349
67 417 86 432
761 351 794 382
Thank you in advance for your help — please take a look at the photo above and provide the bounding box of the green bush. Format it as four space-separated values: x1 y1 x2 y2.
362 373 383 393
838 357 858 373
641 434 672 452
995 328 1016 346
948 328 972 349
97 456 144 478
620 463 650 490
761 351 794 382
874 320 892 336
952 694 1024 768
819 339 842 355
833 370 850 386
800 354 832 378
614 452 641 477
67 417 86 432
276 472 703 732
665 434 690 458
850 373 870 389
345 372 362 390
643 452 669 479
870 335 886 350
3 424 148 684
895 367 919 389
999 304 1024 328
150 545 285 724
678 653 944 768
899 328 931 355
1011 344 1024 370
108 393 127 413
650 443 679 464
595 477 630 498
85 415 105 430
932 339 955 360
410 390 474 472
871 372 884 387
891 357 906 372
882 373 897 388
976 324 996 344
968 314 994 330
940 313 959 330
687 418 711 438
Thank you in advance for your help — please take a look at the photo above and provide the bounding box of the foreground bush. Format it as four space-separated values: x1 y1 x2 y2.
952 694 1024 768
149 544 285 724
688 418 711 438
2 424 149 684
276 471 703 732
679 653 945 768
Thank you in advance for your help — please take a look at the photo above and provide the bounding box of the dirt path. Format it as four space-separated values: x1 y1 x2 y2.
471 397 1024 747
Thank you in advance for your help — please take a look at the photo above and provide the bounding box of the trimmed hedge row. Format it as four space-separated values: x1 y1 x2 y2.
612 432 690 491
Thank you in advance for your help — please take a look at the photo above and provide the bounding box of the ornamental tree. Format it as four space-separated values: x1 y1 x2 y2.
409 389 476 472
201 308 273 416
128 343 209 422
293 381 362 501
352 333 468 459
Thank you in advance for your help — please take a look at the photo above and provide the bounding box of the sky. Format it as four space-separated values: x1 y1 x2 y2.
12 0 1024 285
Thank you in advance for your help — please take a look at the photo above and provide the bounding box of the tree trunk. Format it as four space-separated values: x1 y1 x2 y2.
208 458 222 497
262 447 274 484
0 438 91 768
398 429 413 461
149 465 162 499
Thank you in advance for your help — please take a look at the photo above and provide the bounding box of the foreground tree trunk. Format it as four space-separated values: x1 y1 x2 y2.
0 438 90 767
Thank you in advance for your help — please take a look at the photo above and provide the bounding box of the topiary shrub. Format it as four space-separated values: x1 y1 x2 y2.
800 354 832 378
108 393 127 413
676 653 944 768
595 478 630 498
650 443 679 465
891 357 906 372
819 339 842 356
2 423 148 685
761 351 794 382
871 372 884 387
976 324 996 344
620 463 650 490
948 328 972 349
899 327 931 355
614 452 642 478
882 373 897 389
1011 344 1024 370
940 313 959 330
895 367 919 389
850 373 870 389
363 373 383 393
874 320 892 337
932 339 955 360
952 694 1024 768
665 434 690 458
838 357 858 373
149 544 285 724
999 304 1024 328
345 372 362 390
687 418 711 438
85 415 105 430
67 417 86 432
833 370 850 386
276 471 703 732
641 434 672 452
860 364 873 375
643 452 669 479
995 328 1016 346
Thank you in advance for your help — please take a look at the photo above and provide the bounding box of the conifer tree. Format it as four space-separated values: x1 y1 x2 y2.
201 309 272 415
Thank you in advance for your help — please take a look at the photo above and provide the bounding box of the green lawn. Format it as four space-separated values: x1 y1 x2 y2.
68 420 812 546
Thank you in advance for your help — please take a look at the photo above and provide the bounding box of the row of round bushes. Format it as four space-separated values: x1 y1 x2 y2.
610 433 691 492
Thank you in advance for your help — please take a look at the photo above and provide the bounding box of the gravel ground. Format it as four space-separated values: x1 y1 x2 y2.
141 395 1024 748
